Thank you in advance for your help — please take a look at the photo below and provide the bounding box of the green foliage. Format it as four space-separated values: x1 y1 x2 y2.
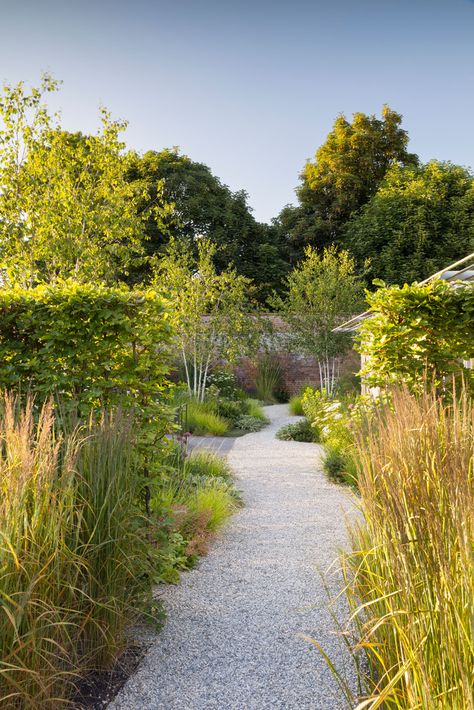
184 449 233 481
234 414 267 432
186 479 239 532
276 418 318 442
0 76 169 285
273 246 365 394
185 400 230 436
302 388 359 483
245 398 267 421
345 161 474 284
288 394 304 415
0 397 151 708
275 106 417 260
0 281 173 415
206 368 240 398
154 238 261 401
214 398 245 422
152 445 239 576
255 354 284 402
128 148 289 299
357 279 474 392
341 387 474 707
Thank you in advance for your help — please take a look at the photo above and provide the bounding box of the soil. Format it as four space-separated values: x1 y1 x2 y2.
72 645 148 710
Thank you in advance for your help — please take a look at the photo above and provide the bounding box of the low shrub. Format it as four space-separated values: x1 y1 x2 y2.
234 414 266 432
215 397 245 422
152 445 240 578
276 418 318 442
288 394 304 415
186 479 238 532
302 387 358 483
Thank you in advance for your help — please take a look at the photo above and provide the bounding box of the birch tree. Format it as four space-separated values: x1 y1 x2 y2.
274 246 364 395
154 238 258 401
0 75 170 285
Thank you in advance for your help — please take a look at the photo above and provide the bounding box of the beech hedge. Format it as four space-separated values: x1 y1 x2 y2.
357 279 474 391
0 281 173 413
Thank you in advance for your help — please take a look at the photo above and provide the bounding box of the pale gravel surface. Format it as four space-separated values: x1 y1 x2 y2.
109 404 357 710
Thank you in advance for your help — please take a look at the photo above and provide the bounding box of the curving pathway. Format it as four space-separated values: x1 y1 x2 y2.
109 405 357 710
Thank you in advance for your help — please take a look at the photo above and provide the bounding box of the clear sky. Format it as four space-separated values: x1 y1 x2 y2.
1 0 473 223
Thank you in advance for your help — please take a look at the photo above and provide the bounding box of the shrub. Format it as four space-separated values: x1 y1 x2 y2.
276 418 318 442
289 394 304 415
206 368 240 398
215 397 245 422
255 354 284 402
0 396 148 708
234 414 266 432
185 400 229 436
0 282 173 415
341 387 474 707
357 279 474 393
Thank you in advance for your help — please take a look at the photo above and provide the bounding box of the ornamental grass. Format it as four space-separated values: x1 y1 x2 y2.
0 395 147 708
345 386 474 709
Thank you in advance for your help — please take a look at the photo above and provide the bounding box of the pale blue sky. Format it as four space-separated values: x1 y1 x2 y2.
1 0 473 222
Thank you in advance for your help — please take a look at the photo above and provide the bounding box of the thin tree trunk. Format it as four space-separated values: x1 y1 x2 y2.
201 354 211 402
181 346 192 396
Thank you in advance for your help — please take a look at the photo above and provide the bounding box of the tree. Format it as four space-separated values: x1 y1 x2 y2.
344 161 474 284
128 149 288 299
273 246 365 394
0 76 169 285
153 238 260 401
275 106 418 261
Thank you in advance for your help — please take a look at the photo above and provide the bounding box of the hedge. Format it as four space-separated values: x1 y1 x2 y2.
0 281 173 414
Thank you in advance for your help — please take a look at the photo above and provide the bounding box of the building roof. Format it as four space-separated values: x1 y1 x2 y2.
334 252 474 333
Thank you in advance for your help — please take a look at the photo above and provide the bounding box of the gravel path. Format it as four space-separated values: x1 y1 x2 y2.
109 404 357 710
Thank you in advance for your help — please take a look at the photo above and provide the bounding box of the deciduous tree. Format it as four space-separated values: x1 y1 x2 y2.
273 246 365 394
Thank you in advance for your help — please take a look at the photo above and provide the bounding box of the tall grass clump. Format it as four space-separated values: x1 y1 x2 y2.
0 395 146 709
255 355 283 403
344 386 474 709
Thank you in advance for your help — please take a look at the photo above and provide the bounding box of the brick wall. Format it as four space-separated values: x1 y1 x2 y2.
234 348 361 397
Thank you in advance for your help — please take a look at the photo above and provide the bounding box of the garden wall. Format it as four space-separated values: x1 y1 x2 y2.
234 314 361 395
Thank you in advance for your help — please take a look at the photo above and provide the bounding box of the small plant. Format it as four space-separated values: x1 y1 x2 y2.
288 394 304 415
186 400 229 436
185 450 233 481
234 414 267 432
276 418 318 442
245 398 268 421
186 479 239 533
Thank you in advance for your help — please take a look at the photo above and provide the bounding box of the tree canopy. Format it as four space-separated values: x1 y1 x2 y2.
344 161 474 284
0 76 169 285
128 148 289 300
275 106 418 263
